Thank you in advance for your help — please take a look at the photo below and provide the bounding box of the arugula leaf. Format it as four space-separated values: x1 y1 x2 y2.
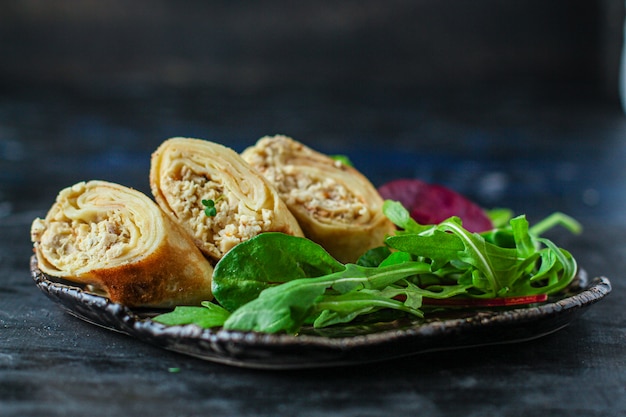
510 215 536 257
223 261 433 333
383 203 578 299
379 250 413 267
529 212 582 236
385 227 465 269
152 301 230 328
312 289 423 329
382 200 432 233
437 218 522 296
486 208 514 228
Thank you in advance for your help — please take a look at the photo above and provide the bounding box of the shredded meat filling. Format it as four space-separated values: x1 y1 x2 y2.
163 165 274 257
254 163 371 225
36 210 133 270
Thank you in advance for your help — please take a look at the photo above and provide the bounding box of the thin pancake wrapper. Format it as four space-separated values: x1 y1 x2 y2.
150 137 304 261
241 135 396 263
30 180 214 308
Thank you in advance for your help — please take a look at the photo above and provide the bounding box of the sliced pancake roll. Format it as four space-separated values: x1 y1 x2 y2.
30 180 214 308
241 135 396 263
150 137 304 261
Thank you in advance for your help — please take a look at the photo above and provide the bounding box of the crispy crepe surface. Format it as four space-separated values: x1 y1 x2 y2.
241 135 396 263
150 137 303 261
30 180 214 308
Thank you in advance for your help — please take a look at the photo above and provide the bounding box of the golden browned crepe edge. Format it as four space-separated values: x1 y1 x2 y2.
31 180 214 308
241 135 396 263
82 215 214 308
149 137 304 261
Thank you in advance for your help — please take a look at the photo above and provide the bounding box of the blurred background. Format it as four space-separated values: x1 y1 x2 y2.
1 0 625 223
1 1 622 96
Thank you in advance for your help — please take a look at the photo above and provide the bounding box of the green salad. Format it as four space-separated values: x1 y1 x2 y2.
153 201 581 334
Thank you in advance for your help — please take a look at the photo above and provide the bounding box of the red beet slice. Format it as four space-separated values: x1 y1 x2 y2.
378 179 493 232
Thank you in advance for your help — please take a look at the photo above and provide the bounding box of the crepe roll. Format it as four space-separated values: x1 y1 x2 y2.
30 180 214 308
150 137 304 261
241 135 396 263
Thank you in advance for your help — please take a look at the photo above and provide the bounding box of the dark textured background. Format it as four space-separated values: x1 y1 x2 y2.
0 1 621 92
2 1 625 213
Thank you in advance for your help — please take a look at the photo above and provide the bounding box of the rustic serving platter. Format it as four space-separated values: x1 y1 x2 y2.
30 256 611 370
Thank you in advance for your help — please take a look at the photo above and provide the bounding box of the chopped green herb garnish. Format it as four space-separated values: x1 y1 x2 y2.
201 199 216 217
202 197 223 217
329 154 353 167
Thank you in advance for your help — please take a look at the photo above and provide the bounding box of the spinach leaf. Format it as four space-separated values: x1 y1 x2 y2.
212 232 344 311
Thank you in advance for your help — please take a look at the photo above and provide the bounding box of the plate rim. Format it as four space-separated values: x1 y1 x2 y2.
30 255 612 369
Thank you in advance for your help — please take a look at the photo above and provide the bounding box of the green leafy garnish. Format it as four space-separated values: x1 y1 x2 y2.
221 262 432 333
202 196 225 217
329 154 354 167
201 199 217 217
485 208 515 228
153 301 231 328
153 201 581 335
211 233 344 312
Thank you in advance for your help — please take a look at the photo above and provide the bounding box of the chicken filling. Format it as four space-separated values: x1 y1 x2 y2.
164 165 274 257
282 168 370 224
247 156 371 225
33 210 133 271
